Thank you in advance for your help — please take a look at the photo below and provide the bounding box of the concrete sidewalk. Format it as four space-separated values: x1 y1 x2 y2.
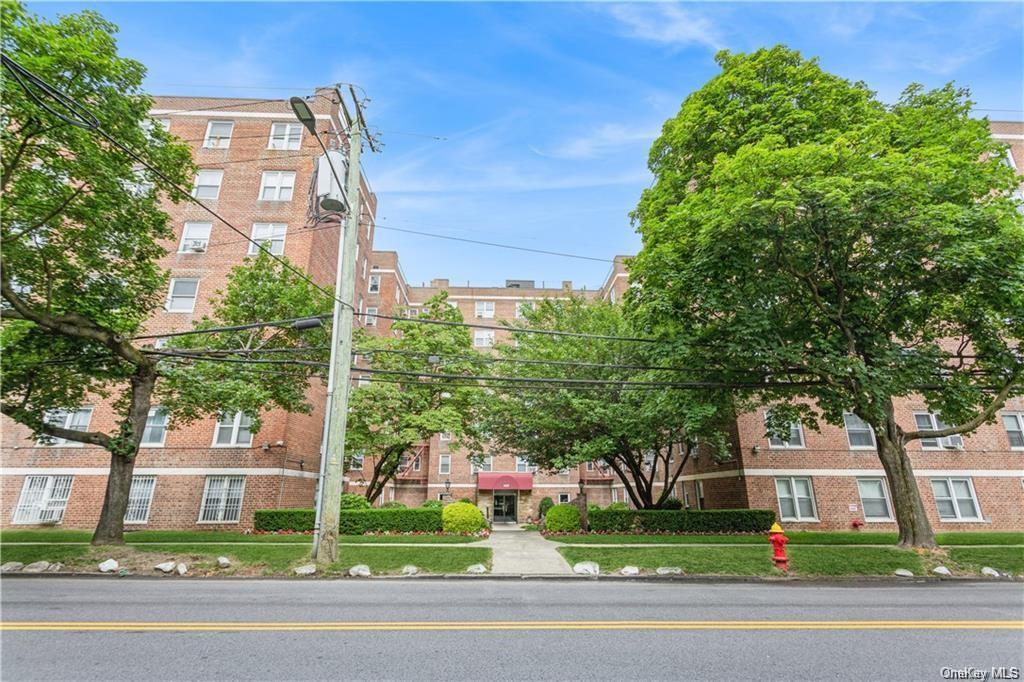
481 526 573 575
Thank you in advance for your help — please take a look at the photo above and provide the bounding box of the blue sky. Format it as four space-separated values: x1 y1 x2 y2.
37 2 1024 288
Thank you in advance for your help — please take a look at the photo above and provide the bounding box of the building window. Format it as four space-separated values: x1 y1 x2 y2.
268 122 302 150
142 117 170 135
474 301 495 318
515 301 534 319
439 454 451 475
843 412 876 449
198 475 245 523
348 452 364 471
179 222 212 253
356 375 370 388
192 170 223 199
439 432 453 442
856 478 892 521
695 480 705 510
766 413 805 449
1002 413 1024 449
12 475 74 524
472 455 493 473
368 275 381 293
202 120 234 148
404 307 419 318
930 478 981 521
364 306 378 326
914 412 964 450
515 456 538 473
248 223 287 256
166 278 199 313
474 330 495 348
38 408 92 446
362 257 368 279
213 411 253 447
124 475 157 524
259 170 295 201
558 493 570 504
141 407 169 447
775 477 817 521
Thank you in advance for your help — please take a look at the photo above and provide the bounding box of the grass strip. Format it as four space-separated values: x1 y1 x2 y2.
547 531 1024 546
326 546 491 575
0 530 481 545
946 547 1024 574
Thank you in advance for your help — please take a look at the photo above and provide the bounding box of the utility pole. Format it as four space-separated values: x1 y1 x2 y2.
293 89 365 563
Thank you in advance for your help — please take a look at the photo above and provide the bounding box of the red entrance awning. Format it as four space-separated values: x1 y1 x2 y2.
477 472 533 491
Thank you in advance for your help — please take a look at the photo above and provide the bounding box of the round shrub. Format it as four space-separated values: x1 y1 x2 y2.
544 503 581 533
660 497 684 510
538 497 554 518
340 493 371 510
606 501 629 511
442 501 487 534
382 501 406 509
420 499 444 509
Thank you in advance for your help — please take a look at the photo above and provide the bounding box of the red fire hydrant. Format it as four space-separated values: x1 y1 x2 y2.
769 522 789 572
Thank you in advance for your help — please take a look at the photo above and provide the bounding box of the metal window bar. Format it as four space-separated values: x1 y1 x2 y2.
124 476 157 524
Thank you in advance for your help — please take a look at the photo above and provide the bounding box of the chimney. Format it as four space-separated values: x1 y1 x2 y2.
431 278 449 288
562 280 573 292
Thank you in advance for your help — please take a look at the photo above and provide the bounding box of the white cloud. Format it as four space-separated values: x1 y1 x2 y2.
533 123 658 160
604 3 724 51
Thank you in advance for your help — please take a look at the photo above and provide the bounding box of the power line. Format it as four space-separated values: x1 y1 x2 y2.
133 315 329 341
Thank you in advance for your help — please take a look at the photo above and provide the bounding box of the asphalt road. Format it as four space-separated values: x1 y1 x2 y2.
2 578 1022 681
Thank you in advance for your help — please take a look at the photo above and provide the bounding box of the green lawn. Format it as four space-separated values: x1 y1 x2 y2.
0 529 481 544
947 547 1024 574
326 546 491 575
548 531 1024 546
0 544 90 565
558 545 925 576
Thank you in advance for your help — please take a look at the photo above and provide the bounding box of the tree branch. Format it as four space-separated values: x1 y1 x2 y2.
1 403 111 448
903 370 1022 440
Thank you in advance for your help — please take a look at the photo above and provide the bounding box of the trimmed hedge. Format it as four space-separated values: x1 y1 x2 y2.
253 508 315 532
538 497 555 518
588 509 775 534
254 507 443 534
340 493 371 510
442 502 487 534
544 504 582 533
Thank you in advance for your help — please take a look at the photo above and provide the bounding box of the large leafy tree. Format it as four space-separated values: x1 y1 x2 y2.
0 3 332 544
483 298 734 509
346 294 486 503
630 46 1023 547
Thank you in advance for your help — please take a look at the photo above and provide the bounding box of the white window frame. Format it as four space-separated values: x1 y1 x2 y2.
141 407 169 447
202 120 234 149
474 330 495 348
166 278 199 313
774 476 818 522
515 301 534 319
856 477 893 522
930 477 983 522
475 301 495 319
124 475 157 524
368 275 381 293
364 306 378 327
192 169 224 199
472 455 493 474
268 122 303 150
558 493 571 504
843 412 877 450
12 475 74 524
178 222 212 253
765 412 805 449
349 452 364 471
695 480 705 510
439 432 453 442
914 412 964 450
258 170 296 201
212 411 253 447
515 456 538 473
439 454 451 475
198 475 246 523
1002 413 1024 450
248 223 287 256
38 408 93 446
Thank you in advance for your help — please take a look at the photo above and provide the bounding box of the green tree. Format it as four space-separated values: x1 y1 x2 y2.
0 3 332 544
630 46 1024 547
483 298 734 509
347 294 486 503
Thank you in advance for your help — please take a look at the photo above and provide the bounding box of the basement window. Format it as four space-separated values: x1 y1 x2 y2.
12 475 74 524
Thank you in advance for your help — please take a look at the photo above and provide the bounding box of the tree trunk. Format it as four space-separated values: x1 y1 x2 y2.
873 406 936 549
91 451 136 545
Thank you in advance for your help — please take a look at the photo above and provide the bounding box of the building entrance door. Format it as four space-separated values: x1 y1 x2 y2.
493 492 517 523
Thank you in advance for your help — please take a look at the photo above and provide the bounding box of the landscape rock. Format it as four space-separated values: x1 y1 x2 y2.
573 561 599 576
656 567 683 576
98 559 119 573
619 566 640 576
217 557 231 569
401 565 419 576
1 562 25 573
46 563 64 573
981 567 1001 578
154 561 176 574
176 563 188 576
348 564 372 577
894 568 915 577
932 566 952 576
465 564 488 574
294 563 317 576
22 561 50 573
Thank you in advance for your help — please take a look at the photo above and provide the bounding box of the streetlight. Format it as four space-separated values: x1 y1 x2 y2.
289 97 318 135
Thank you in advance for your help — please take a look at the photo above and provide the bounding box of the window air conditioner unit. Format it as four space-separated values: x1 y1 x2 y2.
941 435 964 449
186 240 208 253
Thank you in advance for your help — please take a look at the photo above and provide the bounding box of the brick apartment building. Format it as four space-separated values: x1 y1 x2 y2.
2 115 1022 532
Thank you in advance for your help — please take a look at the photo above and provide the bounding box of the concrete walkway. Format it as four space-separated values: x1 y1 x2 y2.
480 525 573 575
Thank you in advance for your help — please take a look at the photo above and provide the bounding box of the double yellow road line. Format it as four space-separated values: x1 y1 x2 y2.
2 620 1021 632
